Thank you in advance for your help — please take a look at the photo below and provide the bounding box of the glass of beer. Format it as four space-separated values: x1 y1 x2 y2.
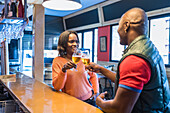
72 49 81 70
81 50 90 65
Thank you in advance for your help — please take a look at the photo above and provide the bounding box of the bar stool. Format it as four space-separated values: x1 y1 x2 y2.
97 64 115 99
98 76 114 99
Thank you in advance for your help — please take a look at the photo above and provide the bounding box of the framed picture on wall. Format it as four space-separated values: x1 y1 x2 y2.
100 36 107 52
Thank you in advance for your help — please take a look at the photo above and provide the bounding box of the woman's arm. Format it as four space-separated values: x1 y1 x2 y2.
88 72 100 100
52 60 67 91
52 59 77 91
88 72 99 94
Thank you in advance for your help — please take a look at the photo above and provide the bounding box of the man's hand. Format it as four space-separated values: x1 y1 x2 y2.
96 91 107 106
85 62 102 73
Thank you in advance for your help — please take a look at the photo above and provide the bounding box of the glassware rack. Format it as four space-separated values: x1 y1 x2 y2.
0 0 27 43
0 0 28 75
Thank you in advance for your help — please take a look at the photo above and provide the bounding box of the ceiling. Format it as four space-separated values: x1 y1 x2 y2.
0 0 109 35
44 0 107 17
0 0 108 17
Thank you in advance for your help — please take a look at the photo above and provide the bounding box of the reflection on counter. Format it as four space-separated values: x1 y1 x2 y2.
0 74 16 82
0 77 28 113
0 73 103 113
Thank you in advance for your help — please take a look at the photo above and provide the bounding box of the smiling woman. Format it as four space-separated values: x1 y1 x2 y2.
52 30 99 107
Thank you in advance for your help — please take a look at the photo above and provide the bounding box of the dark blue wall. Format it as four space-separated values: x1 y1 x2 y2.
103 0 170 21
65 9 99 29
65 0 170 29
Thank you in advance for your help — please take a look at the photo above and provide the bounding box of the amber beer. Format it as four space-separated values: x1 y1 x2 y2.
72 56 81 64
81 58 90 65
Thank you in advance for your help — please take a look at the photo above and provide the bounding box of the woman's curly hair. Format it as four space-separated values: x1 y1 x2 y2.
57 30 79 57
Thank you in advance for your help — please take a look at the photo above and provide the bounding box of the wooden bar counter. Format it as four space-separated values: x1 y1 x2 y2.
0 74 103 113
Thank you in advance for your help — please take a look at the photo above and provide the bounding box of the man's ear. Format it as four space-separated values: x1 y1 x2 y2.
124 21 130 33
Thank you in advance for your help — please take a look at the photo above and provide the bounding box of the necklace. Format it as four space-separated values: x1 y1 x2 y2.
64 56 72 62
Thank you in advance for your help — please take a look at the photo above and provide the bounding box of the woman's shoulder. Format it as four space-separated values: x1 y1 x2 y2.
53 56 65 63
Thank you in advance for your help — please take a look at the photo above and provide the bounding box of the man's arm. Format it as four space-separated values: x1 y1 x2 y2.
100 66 116 82
86 62 116 82
96 87 140 113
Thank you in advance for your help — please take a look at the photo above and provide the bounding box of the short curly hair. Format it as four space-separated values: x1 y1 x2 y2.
57 30 79 57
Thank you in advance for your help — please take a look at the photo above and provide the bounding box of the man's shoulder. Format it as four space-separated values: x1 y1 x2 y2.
124 55 147 63
122 55 151 69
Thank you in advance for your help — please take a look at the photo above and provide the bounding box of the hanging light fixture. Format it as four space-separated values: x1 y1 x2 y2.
42 0 82 11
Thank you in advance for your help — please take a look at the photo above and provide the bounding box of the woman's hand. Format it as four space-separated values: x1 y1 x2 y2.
62 61 76 72
90 93 99 101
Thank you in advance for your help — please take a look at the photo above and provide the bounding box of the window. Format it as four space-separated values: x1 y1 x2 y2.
111 25 125 61
22 33 33 77
78 33 82 48
84 31 93 62
77 28 98 62
94 29 98 63
150 16 170 65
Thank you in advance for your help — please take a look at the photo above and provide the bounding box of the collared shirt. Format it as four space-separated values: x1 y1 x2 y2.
119 55 151 93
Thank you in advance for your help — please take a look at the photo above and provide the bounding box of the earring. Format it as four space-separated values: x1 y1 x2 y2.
125 30 127 33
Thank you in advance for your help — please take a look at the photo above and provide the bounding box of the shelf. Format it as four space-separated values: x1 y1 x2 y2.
1 17 25 24
0 17 27 31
